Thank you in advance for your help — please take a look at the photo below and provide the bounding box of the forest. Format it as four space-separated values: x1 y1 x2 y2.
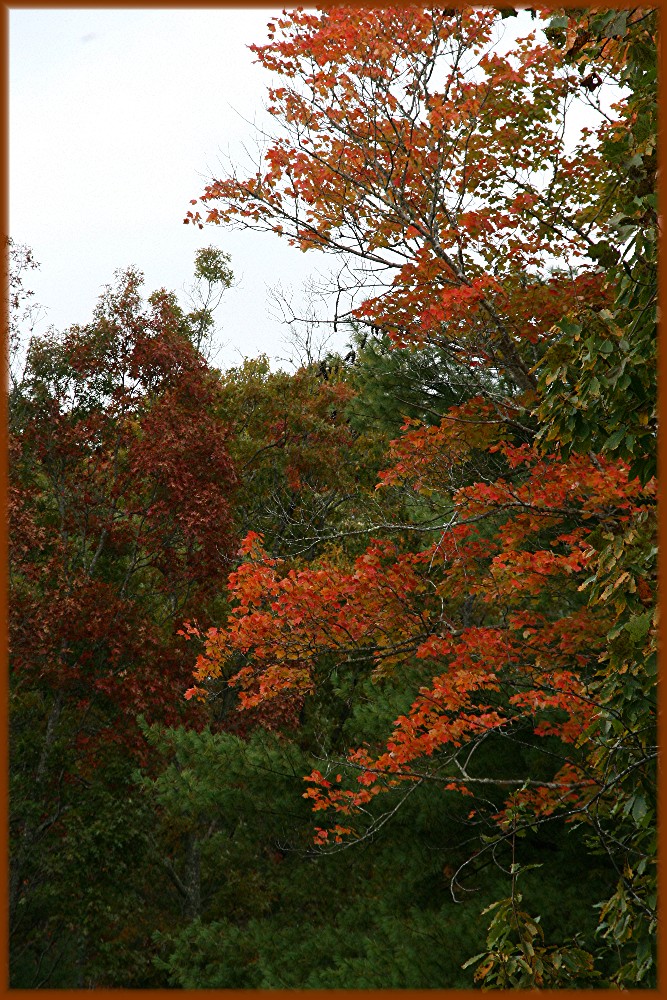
8 6 657 990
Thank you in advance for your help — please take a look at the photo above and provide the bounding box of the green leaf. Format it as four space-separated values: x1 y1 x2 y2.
462 952 487 969
604 428 626 451
602 11 627 38
632 796 648 824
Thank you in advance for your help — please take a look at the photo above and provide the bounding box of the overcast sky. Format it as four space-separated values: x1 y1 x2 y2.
10 7 340 369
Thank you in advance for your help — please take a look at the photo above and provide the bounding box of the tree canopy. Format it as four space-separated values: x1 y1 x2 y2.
10 6 657 989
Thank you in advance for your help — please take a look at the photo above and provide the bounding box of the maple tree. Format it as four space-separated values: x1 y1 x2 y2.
185 5 657 987
187 7 616 389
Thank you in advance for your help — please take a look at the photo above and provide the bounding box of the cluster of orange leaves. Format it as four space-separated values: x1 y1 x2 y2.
183 391 654 838
181 5 654 844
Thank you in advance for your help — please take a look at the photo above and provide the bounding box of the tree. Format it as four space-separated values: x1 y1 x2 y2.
185 6 657 987
187 7 614 396
9 263 238 985
534 8 658 985
6 237 45 393
213 354 364 559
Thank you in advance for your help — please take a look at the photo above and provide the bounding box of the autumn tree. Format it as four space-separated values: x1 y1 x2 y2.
9 260 238 986
187 7 616 393
185 6 657 988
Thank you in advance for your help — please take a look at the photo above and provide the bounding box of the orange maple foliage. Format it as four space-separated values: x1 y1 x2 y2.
187 7 616 391
186 397 654 834
183 6 655 861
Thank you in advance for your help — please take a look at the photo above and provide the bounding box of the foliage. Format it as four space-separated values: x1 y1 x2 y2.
213 355 370 556
139 722 607 989
9 263 238 985
535 8 658 986
537 8 657 486
10 4 658 990
184 5 658 989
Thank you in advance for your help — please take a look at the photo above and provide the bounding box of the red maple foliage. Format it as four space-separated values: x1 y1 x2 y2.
10 269 239 755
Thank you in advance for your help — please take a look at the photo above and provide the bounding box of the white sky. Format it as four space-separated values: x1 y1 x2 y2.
9 7 338 369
